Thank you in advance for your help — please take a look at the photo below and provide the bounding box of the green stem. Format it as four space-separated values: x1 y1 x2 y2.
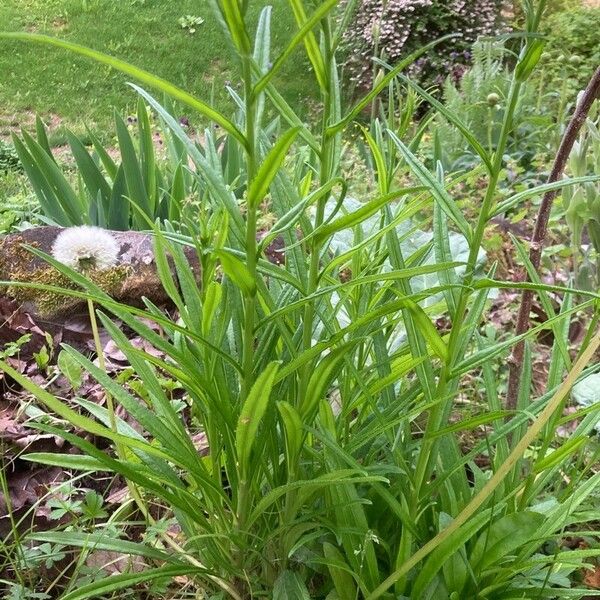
241 51 258 403
237 50 258 556
87 298 116 432
413 78 523 497
299 21 334 400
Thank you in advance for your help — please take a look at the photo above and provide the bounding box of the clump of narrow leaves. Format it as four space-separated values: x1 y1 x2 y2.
2 1 600 599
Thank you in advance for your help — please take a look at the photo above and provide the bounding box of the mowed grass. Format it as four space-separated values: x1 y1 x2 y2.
0 0 315 142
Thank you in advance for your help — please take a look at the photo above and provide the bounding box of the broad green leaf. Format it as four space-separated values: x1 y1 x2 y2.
323 542 358 600
57 349 84 389
273 570 311 600
411 510 492 599
471 511 545 572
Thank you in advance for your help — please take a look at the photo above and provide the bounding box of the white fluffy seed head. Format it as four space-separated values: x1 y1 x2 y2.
51 225 120 272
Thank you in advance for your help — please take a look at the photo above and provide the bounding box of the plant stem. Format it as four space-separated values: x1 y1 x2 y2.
505 66 600 411
413 77 523 496
367 327 600 600
236 49 258 572
300 21 334 399
87 298 115 432
241 51 258 403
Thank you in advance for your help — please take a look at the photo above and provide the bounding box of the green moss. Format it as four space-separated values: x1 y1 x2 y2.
7 264 130 317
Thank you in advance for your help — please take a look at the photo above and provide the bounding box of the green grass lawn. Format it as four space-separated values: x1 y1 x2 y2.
0 0 314 141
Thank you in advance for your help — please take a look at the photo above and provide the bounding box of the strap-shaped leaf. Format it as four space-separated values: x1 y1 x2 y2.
287 0 327 91
327 34 456 136
0 32 246 146
388 131 471 241
255 0 338 94
236 361 280 475
247 127 300 209
20 130 86 225
399 74 493 174
11 134 71 225
66 129 111 219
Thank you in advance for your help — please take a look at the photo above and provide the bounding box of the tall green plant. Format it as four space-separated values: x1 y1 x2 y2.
2 1 600 599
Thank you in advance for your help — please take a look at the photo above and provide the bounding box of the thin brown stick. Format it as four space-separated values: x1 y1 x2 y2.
505 66 600 411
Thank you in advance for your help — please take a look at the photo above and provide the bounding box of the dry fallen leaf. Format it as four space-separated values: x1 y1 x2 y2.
585 566 600 589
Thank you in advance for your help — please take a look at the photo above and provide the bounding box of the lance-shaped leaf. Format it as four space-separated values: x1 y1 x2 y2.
236 362 280 475
247 127 300 209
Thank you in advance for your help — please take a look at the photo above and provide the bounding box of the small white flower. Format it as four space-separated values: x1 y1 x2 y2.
51 225 120 271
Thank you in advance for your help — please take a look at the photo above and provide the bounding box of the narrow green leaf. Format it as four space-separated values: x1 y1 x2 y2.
493 175 600 216
236 362 280 474
66 129 111 220
23 453 105 471
0 32 246 145
60 565 204 600
28 532 179 563
215 249 257 296
21 130 85 225
219 0 251 54
328 34 456 135
255 0 338 93
400 75 493 173
247 127 299 209
388 131 471 241
114 111 150 226
287 0 327 90
11 134 70 225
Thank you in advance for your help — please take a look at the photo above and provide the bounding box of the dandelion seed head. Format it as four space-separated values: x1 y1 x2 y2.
51 225 120 272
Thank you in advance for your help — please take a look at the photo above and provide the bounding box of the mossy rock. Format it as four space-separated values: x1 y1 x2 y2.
0 226 201 320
